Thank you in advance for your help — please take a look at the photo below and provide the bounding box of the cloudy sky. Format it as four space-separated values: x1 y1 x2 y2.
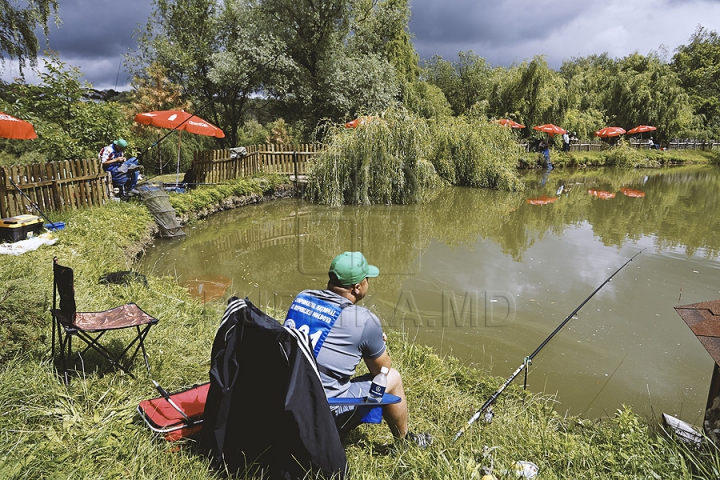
2 0 720 90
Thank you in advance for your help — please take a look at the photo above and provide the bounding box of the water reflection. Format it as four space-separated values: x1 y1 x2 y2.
141 165 720 425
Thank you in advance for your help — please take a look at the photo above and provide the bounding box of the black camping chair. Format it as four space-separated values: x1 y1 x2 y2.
51 257 158 384
200 297 348 479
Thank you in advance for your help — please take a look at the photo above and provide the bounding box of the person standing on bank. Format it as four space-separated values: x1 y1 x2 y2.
562 131 570 152
538 138 552 170
284 251 432 448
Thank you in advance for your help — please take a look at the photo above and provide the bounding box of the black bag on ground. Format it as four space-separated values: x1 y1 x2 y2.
200 296 347 480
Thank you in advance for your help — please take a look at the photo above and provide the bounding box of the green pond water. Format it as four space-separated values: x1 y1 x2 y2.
140 164 720 426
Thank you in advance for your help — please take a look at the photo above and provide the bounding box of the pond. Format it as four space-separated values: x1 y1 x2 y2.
140 164 720 426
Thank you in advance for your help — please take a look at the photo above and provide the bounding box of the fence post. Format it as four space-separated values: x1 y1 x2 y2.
293 151 298 183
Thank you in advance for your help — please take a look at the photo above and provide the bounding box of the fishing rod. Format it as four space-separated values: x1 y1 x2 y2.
453 248 645 442
7 177 59 228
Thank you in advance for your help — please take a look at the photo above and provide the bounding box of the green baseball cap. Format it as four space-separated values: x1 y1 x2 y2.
114 139 128 148
329 251 379 286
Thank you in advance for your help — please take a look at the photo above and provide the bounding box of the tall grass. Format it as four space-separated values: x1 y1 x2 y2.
2 185 720 478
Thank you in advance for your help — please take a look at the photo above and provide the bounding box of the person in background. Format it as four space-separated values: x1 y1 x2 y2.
538 138 552 170
99 139 127 167
648 137 659 149
284 251 433 448
99 139 140 195
562 131 570 152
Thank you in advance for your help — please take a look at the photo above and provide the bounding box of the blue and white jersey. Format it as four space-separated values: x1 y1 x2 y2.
285 289 386 398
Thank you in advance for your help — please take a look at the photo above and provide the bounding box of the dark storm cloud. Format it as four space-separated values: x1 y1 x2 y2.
409 0 587 64
42 0 153 89
408 0 720 69
3 0 720 90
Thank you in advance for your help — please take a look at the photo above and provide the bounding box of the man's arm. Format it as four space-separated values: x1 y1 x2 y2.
364 350 392 376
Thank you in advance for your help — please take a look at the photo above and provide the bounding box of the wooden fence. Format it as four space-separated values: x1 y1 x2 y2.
0 159 110 218
666 140 720 150
192 144 323 184
521 142 604 152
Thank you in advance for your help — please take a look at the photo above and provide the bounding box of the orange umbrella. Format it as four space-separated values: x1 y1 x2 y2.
0 112 37 140
526 195 558 205
134 110 225 138
587 189 616 200
627 125 656 135
344 116 376 128
497 118 525 129
533 124 566 136
594 126 626 138
621 187 645 198
135 110 225 183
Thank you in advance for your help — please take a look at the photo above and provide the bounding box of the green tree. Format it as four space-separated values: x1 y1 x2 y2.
208 0 297 144
489 56 567 132
559 54 614 138
0 0 58 74
605 53 692 142
348 0 419 82
1 53 129 161
422 52 496 116
257 0 350 126
129 0 228 143
672 26 720 135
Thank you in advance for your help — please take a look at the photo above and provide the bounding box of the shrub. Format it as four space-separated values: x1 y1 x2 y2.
605 144 660 168
306 108 524 205
305 107 442 206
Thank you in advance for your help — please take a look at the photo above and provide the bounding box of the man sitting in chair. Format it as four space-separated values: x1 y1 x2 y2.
99 138 140 195
284 251 432 448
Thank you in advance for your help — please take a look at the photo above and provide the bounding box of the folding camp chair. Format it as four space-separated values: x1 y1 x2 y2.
51 257 158 383
137 381 400 442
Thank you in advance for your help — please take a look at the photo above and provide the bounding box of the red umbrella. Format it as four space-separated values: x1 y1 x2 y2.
135 110 225 182
594 126 626 138
627 125 656 135
344 116 377 128
134 110 225 138
533 124 566 136
0 112 37 140
497 118 525 129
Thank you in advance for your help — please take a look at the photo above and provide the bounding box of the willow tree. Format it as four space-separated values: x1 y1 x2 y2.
0 0 58 75
605 53 692 142
672 26 720 135
489 56 567 132
559 54 614 138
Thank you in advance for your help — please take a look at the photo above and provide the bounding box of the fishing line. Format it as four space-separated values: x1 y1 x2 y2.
453 249 645 441
581 352 628 417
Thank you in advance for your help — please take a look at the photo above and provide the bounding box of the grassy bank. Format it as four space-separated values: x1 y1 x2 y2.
2 177 720 478
544 145 720 170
